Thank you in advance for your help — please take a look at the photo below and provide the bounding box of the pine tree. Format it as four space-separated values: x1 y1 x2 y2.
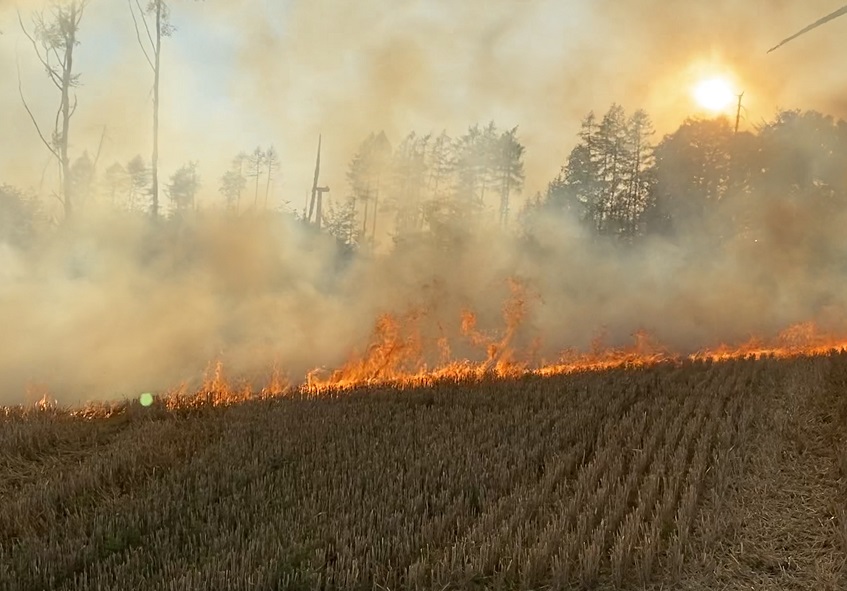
494 126 525 227
104 162 128 208
620 109 656 237
555 112 601 225
427 131 454 200
263 145 280 210
391 132 430 238
453 122 500 209
246 147 265 210
69 151 95 209
167 161 199 215
219 161 246 213
347 132 391 246
596 104 629 235
126 155 150 213
553 107 656 238
421 131 455 235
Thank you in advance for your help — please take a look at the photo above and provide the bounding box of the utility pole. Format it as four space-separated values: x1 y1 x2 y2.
307 135 330 228
734 92 744 134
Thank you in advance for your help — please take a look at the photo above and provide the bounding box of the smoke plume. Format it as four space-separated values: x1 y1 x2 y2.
2 1 847 405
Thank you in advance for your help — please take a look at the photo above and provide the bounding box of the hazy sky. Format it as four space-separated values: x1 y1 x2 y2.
1 0 846 214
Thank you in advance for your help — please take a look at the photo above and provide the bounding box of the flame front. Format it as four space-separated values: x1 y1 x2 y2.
304 318 847 395
54 280 847 416
303 279 847 394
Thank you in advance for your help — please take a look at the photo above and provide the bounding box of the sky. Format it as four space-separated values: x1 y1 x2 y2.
1 0 847 212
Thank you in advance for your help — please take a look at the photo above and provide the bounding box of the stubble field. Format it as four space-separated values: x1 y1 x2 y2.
2 353 847 590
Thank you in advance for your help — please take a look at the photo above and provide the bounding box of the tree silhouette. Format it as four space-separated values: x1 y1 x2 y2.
126 155 151 212
263 146 280 210
547 111 600 224
17 0 89 220
740 110 847 256
391 132 430 239
653 117 734 235
324 197 359 246
167 161 199 215
427 131 453 201
552 106 654 238
0 185 43 247
494 126 525 228
595 104 629 234
453 123 498 210
245 147 266 210
220 155 247 214
619 109 656 237
68 151 94 209
128 0 175 219
347 132 391 246
128 0 203 219
104 162 129 208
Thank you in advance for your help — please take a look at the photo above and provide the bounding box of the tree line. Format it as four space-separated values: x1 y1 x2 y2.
327 123 525 249
5 3 847 256
13 0 204 220
545 106 655 238
5 105 847 257
99 145 281 217
527 105 847 250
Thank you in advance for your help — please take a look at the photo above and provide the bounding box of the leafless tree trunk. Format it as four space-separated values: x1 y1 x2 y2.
129 0 173 219
17 1 88 220
152 1 162 219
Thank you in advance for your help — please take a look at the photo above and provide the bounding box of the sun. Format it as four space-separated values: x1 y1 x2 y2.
692 76 735 113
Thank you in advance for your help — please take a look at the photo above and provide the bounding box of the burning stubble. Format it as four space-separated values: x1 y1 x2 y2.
2 1 847 405
2 188 847 406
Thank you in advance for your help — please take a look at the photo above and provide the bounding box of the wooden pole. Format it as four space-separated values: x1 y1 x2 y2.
735 92 744 134
308 135 322 223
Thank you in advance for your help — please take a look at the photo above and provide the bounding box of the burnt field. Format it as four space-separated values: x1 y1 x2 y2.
2 353 847 591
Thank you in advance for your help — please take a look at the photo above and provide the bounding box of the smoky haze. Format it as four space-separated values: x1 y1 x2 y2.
1 1 847 405
2 1 847 197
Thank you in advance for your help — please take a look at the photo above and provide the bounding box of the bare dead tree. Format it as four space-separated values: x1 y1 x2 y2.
263 145 280 210
17 0 89 220
127 0 176 220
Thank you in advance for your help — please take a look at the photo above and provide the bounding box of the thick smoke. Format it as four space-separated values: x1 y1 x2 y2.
2 1 847 405
3 171 847 407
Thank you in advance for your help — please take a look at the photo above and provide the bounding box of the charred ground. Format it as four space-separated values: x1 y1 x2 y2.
2 353 847 591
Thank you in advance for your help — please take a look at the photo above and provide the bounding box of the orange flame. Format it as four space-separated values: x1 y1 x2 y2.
304 280 847 394
19 280 847 416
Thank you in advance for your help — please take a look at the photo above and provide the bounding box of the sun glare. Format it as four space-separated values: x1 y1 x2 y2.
692 76 735 113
